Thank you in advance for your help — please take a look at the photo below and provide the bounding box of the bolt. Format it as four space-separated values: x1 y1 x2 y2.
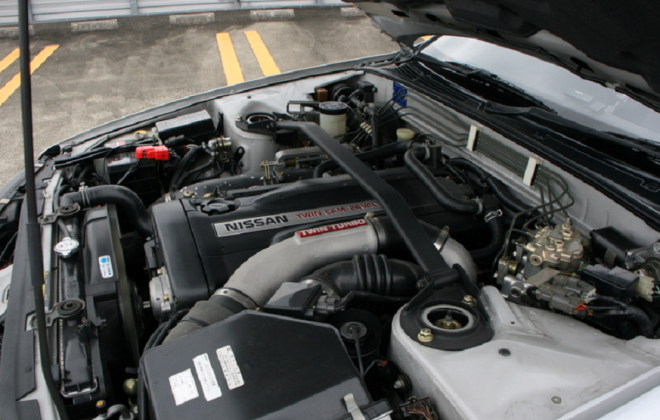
653 242 660 255
236 116 243 122
131 405 139 415
551 396 562 404
462 295 476 307
95 400 108 415
418 328 433 343
393 378 406 390
182 190 194 198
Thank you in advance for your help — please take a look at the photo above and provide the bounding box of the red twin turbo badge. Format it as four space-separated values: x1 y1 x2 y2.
296 219 368 238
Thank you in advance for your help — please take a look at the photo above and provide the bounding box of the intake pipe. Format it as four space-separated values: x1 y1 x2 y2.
165 216 475 342
60 185 153 238
303 254 424 297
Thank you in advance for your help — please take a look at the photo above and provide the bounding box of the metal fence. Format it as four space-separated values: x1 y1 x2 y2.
0 0 345 25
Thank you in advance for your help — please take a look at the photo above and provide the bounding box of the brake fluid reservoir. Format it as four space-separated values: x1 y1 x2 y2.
318 101 348 137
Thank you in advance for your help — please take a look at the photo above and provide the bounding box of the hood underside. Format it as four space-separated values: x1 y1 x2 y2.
351 0 660 105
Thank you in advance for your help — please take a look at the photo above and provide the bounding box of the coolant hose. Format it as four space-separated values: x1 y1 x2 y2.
404 148 481 214
60 185 153 238
304 254 423 297
165 218 379 342
447 158 532 214
469 212 505 262
313 140 413 178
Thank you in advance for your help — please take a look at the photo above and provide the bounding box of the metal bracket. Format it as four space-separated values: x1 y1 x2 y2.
467 125 481 151
343 393 368 420
39 202 81 225
45 298 85 327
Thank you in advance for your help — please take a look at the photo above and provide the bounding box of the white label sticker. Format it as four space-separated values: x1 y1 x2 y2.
193 353 222 401
216 346 244 390
98 255 113 279
168 369 199 406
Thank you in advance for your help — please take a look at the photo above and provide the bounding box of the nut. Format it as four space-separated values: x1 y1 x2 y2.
418 328 433 343
462 295 476 307
123 378 138 396
182 190 194 198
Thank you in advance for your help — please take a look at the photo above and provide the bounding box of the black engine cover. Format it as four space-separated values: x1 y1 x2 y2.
149 168 482 311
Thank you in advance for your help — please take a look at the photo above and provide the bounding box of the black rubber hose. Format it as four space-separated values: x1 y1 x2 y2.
365 106 379 148
60 185 153 238
447 158 532 214
305 254 423 297
170 146 203 192
314 140 413 178
404 148 481 214
591 296 654 338
469 214 505 262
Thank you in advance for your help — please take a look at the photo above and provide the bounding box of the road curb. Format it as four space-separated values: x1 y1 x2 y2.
0 8 368 38
0 25 34 38
340 7 365 18
250 9 295 21
169 12 215 25
71 19 119 33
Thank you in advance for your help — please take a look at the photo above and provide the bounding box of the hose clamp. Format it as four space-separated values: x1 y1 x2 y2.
79 185 91 208
484 209 503 223
474 197 484 215
214 288 258 310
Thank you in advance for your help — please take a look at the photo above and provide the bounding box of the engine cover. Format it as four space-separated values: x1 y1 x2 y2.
148 169 484 315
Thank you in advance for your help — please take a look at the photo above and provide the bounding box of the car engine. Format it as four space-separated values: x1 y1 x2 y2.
3 71 660 420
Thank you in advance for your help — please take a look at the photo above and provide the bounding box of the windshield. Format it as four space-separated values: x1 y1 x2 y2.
421 37 660 143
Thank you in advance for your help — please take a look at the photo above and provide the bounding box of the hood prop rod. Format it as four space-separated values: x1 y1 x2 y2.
18 0 70 418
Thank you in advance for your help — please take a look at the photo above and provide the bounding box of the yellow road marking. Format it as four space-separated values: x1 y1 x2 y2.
0 48 20 74
216 32 244 85
243 30 280 77
0 45 59 107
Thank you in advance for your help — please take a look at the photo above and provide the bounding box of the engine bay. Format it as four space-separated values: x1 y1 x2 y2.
2 70 660 420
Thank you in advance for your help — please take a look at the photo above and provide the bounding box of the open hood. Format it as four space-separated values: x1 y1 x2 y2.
351 0 660 106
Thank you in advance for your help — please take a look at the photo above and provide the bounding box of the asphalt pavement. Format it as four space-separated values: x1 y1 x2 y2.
0 8 397 185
